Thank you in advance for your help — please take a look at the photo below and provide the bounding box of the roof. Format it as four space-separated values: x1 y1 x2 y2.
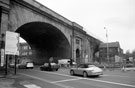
99 42 120 48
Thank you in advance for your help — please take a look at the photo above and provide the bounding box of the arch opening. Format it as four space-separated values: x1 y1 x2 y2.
76 48 81 65
16 22 71 64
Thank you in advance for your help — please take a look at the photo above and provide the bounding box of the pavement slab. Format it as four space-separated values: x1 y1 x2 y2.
0 74 24 88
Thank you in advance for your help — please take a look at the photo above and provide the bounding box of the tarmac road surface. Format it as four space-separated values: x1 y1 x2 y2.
16 68 135 88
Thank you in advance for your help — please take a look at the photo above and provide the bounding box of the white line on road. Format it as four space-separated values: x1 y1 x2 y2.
33 69 135 88
51 78 83 83
24 84 41 88
102 74 135 79
83 78 135 87
19 73 74 88
33 69 80 79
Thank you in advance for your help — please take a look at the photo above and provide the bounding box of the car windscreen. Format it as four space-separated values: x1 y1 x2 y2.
88 65 96 68
50 63 56 65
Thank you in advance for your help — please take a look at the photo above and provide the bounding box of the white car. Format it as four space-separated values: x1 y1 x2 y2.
70 63 103 77
121 65 135 71
18 62 34 69
26 62 34 68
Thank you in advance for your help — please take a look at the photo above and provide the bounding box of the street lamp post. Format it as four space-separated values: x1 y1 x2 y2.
104 27 109 66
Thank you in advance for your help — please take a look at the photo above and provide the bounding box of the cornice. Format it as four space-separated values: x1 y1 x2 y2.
0 0 10 14
1 6 10 14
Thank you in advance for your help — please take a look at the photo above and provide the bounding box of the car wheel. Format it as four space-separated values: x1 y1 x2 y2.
70 70 74 76
83 71 88 77
95 75 99 77
56 69 58 71
40 68 43 71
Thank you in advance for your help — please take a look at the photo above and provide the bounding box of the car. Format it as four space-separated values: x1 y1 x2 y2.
70 63 103 77
121 64 135 71
95 64 106 70
9 63 22 68
18 62 34 69
40 62 60 71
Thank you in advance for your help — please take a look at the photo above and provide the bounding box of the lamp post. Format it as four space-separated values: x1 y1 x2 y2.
104 27 109 66
0 34 5 67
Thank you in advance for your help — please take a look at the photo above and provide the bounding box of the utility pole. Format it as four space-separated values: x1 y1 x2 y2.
104 27 109 67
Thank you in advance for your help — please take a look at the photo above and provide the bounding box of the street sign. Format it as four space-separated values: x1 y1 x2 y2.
5 31 20 55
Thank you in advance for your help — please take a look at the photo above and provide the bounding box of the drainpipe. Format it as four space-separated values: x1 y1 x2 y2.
72 22 76 62
72 22 75 63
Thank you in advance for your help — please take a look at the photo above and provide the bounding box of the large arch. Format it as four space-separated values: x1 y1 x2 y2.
16 22 71 64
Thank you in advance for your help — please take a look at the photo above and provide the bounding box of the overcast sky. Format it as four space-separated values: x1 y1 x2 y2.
35 0 135 53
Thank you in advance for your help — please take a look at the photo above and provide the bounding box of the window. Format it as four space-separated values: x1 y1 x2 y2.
23 46 28 50
76 39 80 44
22 52 27 56
29 46 31 49
29 51 32 55
78 64 87 68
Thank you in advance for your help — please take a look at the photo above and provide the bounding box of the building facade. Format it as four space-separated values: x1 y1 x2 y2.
99 42 123 65
19 43 33 64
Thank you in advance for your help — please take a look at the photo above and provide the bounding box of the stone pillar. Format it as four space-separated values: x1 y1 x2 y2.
0 0 10 35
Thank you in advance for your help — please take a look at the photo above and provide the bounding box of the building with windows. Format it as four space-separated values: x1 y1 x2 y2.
99 42 123 65
19 43 33 64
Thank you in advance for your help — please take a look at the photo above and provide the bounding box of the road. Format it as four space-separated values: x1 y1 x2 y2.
17 67 135 88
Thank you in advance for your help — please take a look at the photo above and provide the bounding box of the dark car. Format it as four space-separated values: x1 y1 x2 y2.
40 63 60 71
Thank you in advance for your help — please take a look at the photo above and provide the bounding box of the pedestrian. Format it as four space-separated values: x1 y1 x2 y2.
70 59 73 67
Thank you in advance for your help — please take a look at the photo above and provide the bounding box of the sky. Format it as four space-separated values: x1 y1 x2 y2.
34 0 135 53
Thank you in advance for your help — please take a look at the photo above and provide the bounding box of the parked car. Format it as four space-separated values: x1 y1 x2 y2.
121 64 135 71
70 63 103 77
9 63 21 68
18 62 34 69
40 62 60 71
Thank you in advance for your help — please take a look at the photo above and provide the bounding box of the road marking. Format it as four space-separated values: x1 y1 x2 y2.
83 78 135 88
103 74 135 79
24 84 41 88
33 69 79 79
27 69 135 88
19 73 74 88
51 78 83 83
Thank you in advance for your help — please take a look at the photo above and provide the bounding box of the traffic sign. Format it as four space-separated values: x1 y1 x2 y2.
5 31 20 55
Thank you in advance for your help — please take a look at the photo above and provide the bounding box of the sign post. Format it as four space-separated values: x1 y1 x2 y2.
1 49 4 66
5 31 20 75
0 34 5 67
5 31 20 55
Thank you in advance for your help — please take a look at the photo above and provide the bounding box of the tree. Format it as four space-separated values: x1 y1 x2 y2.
124 50 130 59
125 50 130 55
131 49 135 66
131 49 135 57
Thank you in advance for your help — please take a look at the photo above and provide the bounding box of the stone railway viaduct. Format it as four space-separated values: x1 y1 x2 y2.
0 0 102 65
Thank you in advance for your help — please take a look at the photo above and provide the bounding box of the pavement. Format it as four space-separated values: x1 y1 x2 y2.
0 69 65 88
0 73 25 88
0 67 135 88
0 70 43 88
